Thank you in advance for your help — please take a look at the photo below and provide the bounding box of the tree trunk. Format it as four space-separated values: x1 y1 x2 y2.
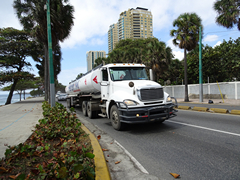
24 90 25 100
44 44 49 102
5 79 18 105
184 48 189 102
19 91 22 101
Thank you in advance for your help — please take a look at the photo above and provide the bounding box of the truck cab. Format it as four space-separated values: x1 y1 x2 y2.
99 64 177 130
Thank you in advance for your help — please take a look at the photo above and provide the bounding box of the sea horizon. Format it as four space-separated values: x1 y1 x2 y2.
0 93 32 106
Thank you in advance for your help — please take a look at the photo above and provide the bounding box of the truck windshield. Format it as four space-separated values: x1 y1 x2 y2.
109 67 149 81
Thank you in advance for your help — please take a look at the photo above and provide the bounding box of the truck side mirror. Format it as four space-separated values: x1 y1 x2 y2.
149 69 154 81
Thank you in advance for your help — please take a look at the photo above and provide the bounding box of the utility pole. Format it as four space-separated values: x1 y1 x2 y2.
199 26 203 102
46 0 55 107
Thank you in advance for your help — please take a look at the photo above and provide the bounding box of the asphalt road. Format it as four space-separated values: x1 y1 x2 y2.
61 102 240 180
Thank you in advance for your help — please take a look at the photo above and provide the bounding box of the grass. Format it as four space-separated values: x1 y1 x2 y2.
0 102 95 180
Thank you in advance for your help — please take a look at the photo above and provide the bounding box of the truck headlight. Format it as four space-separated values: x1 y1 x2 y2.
123 99 139 106
167 96 172 102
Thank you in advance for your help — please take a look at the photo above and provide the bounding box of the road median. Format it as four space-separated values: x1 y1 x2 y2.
192 107 209 112
210 108 229 114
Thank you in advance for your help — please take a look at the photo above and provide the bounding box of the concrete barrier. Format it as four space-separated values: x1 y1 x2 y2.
210 108 229 114
192 107 209 112
230 110 240 115
177 106 191 110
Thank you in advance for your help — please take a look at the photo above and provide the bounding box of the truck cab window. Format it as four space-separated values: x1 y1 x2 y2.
102 70 108 81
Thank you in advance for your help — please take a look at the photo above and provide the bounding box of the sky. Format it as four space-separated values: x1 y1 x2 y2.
0 0 239 94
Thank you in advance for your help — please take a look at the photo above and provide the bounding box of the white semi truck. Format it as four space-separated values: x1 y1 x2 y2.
65 63 177 130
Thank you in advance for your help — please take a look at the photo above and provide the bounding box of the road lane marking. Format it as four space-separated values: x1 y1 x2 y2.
167 120 240 137
114 140 149 174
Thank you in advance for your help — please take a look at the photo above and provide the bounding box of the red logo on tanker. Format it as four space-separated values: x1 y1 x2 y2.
85 79 87 85
93 76 98 84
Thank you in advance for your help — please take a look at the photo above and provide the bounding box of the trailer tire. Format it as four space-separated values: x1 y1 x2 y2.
110 105 125 131
87 101 96 119
82 101 88 116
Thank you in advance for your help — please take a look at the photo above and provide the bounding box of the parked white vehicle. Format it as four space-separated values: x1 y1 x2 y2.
65 63 178 130
57 94 67 101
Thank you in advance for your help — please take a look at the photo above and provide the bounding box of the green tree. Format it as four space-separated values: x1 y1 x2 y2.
146 38 173 81
13 0 74 101
55 80 66 93
214 0 240 30
170 13 202 101
107 38 174 82
0 27 36 105
186 37 240 83
33 43 62 81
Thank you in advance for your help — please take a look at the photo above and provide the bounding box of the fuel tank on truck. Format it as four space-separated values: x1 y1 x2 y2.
65 69 101 95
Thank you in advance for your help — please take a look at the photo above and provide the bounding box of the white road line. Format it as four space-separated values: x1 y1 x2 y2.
167 120 240 137
114 140 149 174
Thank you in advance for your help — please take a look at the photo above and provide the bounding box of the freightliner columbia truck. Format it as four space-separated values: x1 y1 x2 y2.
65 63 178 130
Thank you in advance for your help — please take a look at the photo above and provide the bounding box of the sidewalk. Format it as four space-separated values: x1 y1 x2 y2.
0 97 44 158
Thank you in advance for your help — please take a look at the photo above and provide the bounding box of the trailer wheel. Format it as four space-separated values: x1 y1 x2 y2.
82 101 87 116
87 101 96 119
110 105 125 131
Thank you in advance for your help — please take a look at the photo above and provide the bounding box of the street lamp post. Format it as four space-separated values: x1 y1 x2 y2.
46 0 55 107
199 26 203 102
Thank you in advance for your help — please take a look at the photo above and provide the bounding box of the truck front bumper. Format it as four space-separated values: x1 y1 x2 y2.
116 103 178 124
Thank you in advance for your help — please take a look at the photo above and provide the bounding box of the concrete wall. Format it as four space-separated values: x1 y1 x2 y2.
163 81 240 100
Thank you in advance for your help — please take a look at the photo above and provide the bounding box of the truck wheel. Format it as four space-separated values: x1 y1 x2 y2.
82 101 87 116
87 101 96 119
110 105 125 131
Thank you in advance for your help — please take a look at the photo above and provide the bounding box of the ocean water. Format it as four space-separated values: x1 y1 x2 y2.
0 94 32 105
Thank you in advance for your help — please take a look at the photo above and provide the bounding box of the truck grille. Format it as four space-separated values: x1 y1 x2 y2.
140 88 164 101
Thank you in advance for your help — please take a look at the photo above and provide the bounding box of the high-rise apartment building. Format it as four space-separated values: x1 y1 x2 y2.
108 7 153 53
86 51 106 71
118 7 153 40
108 24 118 53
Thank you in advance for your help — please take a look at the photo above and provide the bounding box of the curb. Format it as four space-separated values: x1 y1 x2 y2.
177 105 191 110
81 124 111 180
192 107 209 112
177 105 240 115
209 108 229 114
230 110 240 115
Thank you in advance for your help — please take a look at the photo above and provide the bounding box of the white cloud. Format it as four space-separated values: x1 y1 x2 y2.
1 0 219 49
213 41 222 48
61 0 218 48
0 1 22 30
173 50 184 60
166 38 184 60
57 67 87 86
203 35 218 42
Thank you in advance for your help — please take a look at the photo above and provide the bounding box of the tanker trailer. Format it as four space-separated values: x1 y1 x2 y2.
66 63 178 130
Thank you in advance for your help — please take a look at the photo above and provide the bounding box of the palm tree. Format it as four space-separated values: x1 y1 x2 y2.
214 0 240 30
170 13 202 102
13 0 74 101
146 38 173 82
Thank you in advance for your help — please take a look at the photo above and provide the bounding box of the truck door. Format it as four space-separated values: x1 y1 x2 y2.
100 68 109 100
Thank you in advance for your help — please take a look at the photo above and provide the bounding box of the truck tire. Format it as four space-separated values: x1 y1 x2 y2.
87 101 96 119
82 101 87 116
110 105 125 131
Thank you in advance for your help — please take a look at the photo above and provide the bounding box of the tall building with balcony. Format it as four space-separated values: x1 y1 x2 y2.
86 51 106 71
118 7 153 40
108 7 153 53
108 23 118 53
